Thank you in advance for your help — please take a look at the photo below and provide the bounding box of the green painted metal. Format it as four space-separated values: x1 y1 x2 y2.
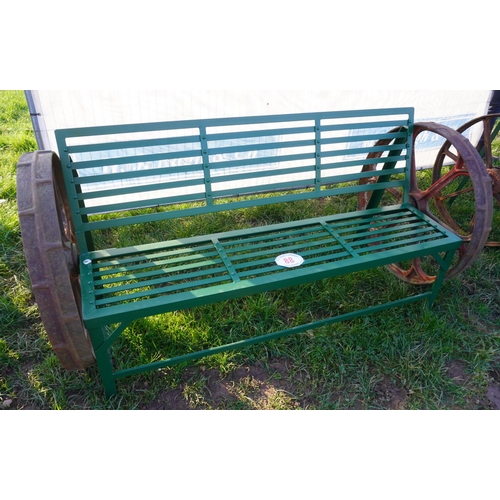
109 291 434 381
52 107 464 397
366 131 409 209
56 108 415 254
80 204 460 324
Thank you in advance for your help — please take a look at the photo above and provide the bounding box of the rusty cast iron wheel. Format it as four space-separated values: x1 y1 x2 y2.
433 114 500 248
17 151 95 370
358 122 493 284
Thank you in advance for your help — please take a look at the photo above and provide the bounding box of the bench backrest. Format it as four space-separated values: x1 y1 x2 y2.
55 107 414 254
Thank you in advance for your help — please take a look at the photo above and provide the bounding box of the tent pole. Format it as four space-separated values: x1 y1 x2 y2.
24 90 49 150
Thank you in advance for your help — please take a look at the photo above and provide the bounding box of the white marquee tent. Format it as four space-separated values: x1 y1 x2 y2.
25 90 494 175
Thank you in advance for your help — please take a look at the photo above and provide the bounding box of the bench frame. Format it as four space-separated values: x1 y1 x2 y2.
84 209 458 397
20 107 470 397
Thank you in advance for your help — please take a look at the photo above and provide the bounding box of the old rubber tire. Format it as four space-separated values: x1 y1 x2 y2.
17 151 95 370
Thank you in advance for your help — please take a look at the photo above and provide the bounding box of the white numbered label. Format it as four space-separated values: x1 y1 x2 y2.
275 253 304 268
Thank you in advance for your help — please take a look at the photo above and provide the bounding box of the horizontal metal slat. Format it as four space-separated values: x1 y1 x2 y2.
321 143 407 159
212 178 316 198
67 134 201 154
321 167 405 186
220 224 325 248
95 256 224 286
93 250 220 277
236 249 352 278
211 164 316 185
207 124 314 142
95 274 231 306
348 225 437 248
240 236 343 263
320 155 407 172
227 234 338 263
333 215 420 234
319 180 408 197
320 119 408 132
355 231 444 255
320 130 407 145
208 137 315 157
81 192 206 215
73 163 203 185
326 209 412 230
77 176 205 201
71 148 202 170
208 151 315 171
232 240 347 271
90 240 216 263
57 120 202 139
94 263 227 295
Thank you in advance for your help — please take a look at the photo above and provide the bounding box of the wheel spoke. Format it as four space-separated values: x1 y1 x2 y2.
443 149 459 163
416 163 465 204
438 185 474 202
386 260 434 285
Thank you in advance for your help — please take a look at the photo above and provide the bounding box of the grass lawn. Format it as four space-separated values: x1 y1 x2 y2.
1 90 499 410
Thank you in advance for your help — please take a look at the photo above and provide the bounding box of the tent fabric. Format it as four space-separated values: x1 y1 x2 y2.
27 90 493 171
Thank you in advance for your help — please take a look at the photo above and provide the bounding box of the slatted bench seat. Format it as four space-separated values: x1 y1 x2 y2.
19 107 465 397
82 205 457 325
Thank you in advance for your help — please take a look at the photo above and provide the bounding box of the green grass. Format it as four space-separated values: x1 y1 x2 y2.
1 89 499 410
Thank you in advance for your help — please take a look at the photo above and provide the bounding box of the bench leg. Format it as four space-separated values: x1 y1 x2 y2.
89 326 118 398
426 249 456 309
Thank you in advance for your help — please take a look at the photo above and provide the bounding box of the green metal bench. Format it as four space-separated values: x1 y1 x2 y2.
19 107 484 397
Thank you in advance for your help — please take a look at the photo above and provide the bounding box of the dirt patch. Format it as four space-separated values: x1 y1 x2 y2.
142 360 303 410
445 359 500 410
445 360 469 385
146 386 191 410
374 377 408 410
487 368 500 410
141 359 500 410
486 385 500 410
